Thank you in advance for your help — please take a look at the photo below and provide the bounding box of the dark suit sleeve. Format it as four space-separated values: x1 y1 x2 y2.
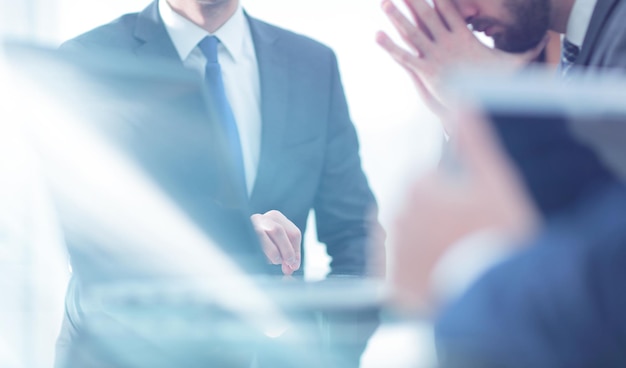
435 216 626 368
578 1 626 69
597 5 626 70
313 52 384 276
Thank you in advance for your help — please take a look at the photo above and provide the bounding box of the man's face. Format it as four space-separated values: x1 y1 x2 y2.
453 0 551 52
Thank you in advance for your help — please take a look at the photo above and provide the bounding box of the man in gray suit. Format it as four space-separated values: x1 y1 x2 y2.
61 0 382 278
56 0 383 366
377 0 626 118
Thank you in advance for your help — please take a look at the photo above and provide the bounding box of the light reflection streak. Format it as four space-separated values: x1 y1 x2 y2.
13 58 291 341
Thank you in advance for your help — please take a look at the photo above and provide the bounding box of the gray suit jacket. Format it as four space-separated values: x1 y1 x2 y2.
55 3 382 367
61 1 381 277
576 0 625 69
567 0 626 181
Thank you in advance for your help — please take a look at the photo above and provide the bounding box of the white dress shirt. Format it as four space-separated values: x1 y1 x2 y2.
159 0 262 195
566 0 599 48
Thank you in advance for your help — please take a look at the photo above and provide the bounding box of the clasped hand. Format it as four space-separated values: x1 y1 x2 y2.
377 0 547 125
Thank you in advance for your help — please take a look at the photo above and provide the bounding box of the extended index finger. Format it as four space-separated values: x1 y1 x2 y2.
264 211 302 268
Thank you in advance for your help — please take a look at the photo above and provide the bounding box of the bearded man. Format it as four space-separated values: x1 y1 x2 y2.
377 0 624 119
378 0 626 367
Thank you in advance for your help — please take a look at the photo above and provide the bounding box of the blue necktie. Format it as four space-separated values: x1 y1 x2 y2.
560 38 580 77
198 36 247 193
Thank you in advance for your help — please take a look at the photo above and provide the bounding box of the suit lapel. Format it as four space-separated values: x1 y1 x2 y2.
133 0 181 62
247 16 290 210
131 8 290 209
577 0 620 66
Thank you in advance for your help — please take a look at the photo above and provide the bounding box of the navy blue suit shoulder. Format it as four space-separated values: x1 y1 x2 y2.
249 17 333 54
247 17 338 80
61 13 142 51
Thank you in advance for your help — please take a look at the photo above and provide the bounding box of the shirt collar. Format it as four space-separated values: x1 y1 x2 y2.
565 0 599 47
158 0 248 62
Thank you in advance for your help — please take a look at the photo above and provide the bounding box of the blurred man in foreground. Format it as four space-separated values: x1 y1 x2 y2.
390 105 626 366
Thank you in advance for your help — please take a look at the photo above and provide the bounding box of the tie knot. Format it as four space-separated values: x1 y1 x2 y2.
562 38 580 64
198 36 219 63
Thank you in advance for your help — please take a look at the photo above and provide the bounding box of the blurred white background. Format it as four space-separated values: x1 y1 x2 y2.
1 0 443 366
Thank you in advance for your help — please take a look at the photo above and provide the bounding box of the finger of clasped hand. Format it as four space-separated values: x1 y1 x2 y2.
375 0 471 121
376 0 549 128
377 0 469 58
